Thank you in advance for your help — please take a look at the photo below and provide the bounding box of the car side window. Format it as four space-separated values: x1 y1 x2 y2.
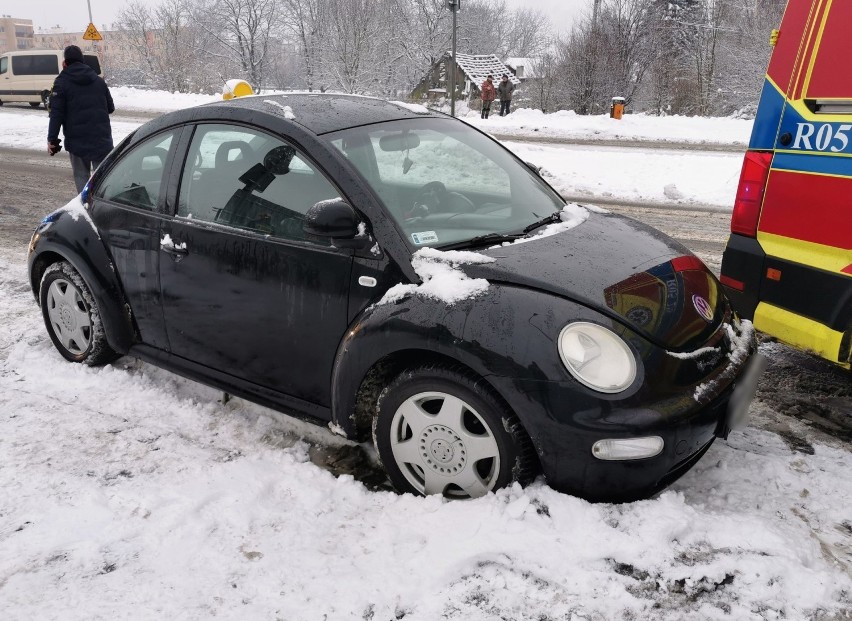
0 57 7 75
177 124 339 244
95 131 176 211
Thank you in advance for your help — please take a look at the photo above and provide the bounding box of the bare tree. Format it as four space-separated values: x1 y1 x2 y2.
192 0 280 90
527 51 563 112
508 7 552 58
596 0 654 106
109 0 560 100
280 0 326 91
714 0 785 114
116 0 207 91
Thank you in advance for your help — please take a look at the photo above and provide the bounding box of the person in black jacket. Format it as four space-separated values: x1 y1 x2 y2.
497 74 515 117
47 45 115 193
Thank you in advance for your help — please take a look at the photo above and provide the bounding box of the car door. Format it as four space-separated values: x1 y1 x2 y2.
89 128 181 351
159 122 354 408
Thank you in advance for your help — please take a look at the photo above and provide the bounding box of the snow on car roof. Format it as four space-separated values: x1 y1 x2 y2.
208 93 442 135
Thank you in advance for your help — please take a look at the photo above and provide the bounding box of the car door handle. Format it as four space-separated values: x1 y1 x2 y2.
160 236 188 262
162 245 188 261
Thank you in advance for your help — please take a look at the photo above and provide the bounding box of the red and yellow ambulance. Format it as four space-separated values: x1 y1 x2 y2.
720 0 852 370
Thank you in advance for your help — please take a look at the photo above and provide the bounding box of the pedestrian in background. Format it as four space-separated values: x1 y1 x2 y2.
497 74 515 116
47 45 115 193
480 75 496 119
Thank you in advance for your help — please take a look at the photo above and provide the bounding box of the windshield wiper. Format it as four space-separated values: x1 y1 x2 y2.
522 210 562 234
439 232 524 250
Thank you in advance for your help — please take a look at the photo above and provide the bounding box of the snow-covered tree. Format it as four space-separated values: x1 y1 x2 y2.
191 0 280 91
116 0 207 91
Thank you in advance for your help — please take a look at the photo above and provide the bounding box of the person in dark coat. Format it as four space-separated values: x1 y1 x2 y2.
480 75 496 119
47 45 115 193
497 74 515 116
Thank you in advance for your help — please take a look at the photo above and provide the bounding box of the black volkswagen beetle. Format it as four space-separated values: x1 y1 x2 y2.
27 94 762 502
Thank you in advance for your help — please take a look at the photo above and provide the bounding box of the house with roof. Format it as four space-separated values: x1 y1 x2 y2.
410 52 521 102
504 57 539 80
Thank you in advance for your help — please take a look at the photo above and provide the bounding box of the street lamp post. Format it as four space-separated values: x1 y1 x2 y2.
448 0 460 117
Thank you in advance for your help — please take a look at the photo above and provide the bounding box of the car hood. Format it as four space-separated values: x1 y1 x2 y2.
466 212 728 351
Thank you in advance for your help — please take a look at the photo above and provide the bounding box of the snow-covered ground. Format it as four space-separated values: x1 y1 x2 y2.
1 250 850 619
0 90 749 208
2 91 849 619
463 107 753 147
507 141 742 208
111 86 221 112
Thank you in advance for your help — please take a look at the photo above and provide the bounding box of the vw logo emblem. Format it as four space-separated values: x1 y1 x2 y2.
692 294 714 323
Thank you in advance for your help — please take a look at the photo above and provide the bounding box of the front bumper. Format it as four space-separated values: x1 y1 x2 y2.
488 324 759 503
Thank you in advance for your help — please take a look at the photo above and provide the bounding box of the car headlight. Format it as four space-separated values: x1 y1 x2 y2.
558 322 637 393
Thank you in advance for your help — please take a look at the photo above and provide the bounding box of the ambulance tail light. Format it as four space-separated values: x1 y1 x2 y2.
731 151 773 238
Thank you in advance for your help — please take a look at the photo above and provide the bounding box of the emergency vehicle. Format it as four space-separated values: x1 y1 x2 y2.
720 0 852 370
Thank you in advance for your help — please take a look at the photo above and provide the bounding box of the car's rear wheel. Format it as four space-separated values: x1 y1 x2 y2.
40 261 119 366
29 101 41 108
374 366 535 499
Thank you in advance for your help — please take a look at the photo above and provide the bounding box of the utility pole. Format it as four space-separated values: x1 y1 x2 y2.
448 0 460 117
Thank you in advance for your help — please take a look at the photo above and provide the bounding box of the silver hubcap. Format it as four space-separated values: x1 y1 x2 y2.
389 391 501 498
46 278 92 355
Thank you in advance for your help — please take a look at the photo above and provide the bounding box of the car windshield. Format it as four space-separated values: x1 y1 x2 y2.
324 118 565 249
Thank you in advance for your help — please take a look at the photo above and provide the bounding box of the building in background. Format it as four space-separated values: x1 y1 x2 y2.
30 24 141 83
0 16 34 53
411 53 521 102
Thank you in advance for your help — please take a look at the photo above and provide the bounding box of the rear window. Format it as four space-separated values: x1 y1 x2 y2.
11 54 59 76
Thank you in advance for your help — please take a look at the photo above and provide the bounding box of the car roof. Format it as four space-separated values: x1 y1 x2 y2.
198 93 441 136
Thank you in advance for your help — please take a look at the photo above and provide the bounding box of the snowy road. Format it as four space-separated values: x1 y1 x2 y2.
1 115 851 620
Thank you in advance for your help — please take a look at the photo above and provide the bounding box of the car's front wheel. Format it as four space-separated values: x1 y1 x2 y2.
374 366 535 499
40 261 119 366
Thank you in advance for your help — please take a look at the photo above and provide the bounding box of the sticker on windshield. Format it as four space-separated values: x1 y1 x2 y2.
411 231 438 245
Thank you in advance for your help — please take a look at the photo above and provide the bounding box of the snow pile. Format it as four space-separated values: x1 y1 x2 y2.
379 247 495 305
263 99 296 119
511 140 743 209
159 234 186 252
0 249 852 621
494 203 589 248
0 112 138 151
464 107 753 147
59 196 99 236
390 100 431 114
110 86 220 112
1 254 851 619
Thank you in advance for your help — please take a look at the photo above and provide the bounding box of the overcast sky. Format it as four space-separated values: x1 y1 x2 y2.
2 0 586 34
504 0 587 34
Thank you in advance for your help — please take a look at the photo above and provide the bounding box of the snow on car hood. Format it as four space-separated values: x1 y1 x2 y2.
466 212 728 350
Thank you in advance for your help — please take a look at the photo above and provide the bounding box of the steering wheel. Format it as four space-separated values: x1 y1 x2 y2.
408 181 476 219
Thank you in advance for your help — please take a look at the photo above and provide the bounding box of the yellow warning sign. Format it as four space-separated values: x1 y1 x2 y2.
83 23 102 41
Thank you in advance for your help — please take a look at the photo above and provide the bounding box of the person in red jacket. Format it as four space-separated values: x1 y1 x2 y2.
480 75 496 119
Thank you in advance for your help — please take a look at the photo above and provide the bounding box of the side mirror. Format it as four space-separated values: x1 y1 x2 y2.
304 198 362 239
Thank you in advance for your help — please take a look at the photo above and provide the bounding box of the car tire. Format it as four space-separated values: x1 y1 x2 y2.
30 102 41 108
374 365 536 498
39 261 119 366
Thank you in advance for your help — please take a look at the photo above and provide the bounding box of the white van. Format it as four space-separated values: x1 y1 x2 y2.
0 49 102 108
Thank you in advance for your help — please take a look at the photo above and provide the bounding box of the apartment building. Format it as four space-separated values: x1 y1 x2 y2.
0 16 35 53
